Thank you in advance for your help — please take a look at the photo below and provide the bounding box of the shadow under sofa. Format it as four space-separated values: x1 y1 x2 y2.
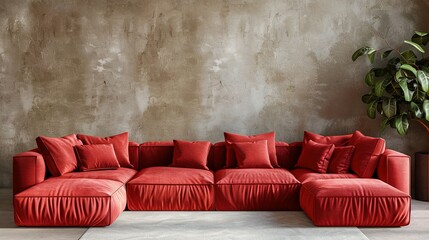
13 140 411 227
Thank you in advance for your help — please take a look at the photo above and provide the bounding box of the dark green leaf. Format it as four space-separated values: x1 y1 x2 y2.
400 50 417 63
410 102 423 118
382 98 397 118
423 100 429 121
374 79 386 97
416 70 429 92
365 71 375 86
414 89 427 102
398 79 413 102
412 32 429 46
395 70 406 82
362 94 378 104
400 64 417 76
352 46 375 61
368 51 376 63
377 101 383 114
415 31 428 37
404 40 425 53
367 100 377 119
382 50 393 59
394 114 409 135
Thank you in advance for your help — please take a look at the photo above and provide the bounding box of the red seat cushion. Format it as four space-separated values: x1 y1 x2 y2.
74 144 120 171
60 167 137 184
127 167 214 210
215 168 300 210
300 179 410 226
14 178 126 226
295 140 334 173
231 140 272 168
170 140 211 170
77 132 133 168
349 131 385 177
290 168 359 183
224 131 278 168
36 134 82 176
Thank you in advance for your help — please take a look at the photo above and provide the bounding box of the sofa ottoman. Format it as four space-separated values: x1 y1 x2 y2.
300 179 410 226
215 168 301 210
14 178 126 226
127 166 214 210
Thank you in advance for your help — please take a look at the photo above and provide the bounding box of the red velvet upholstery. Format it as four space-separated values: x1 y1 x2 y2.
60 168 137 184
295 140 334 173
14 178 126 226
300 179 410 226
36 134 82 176
215 169 300 210
232 140 273 168
349 131 385 177
327 146 355 173
171 140 211 170
224 131 279 168
13 133 411 227
377 149 411 195
13 150 46 195
127 167 214 210
77 132 133 168
139 141 175 169
74 144 120 171
291 168 359 183
212 142 292 171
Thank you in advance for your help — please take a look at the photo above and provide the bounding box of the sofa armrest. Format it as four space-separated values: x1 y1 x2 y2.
377 149 410 195
129 141 140 170
13 150 46 195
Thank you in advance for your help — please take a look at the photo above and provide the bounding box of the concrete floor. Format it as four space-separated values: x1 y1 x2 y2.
1 188 429 240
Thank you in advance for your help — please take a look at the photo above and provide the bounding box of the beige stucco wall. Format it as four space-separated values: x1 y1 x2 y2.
0 0 428 189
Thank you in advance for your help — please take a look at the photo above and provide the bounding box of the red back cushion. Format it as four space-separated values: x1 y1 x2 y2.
295 140 334 173
303 131 352 146
303 131 354 173
327 146 355 173
170 140 211 170
349 131 385 177
36 134 82 176
224 131 278 168
74 144 120 171
231 140 273 169
77 132 133 168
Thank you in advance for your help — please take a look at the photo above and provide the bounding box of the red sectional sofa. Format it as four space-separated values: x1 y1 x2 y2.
13 131 411 227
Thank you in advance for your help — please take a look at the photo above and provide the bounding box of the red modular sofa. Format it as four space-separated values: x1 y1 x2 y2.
13 131 411 227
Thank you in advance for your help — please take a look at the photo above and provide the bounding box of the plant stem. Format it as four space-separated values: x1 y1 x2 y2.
414 118 429 135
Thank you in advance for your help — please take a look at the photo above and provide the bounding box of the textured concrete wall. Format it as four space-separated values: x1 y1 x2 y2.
0 0 428 188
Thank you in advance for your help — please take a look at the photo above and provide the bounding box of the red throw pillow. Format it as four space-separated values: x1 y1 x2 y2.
36 134 83 176
349 131 385 177
327 145 355 173
303 131 354 173
295 140 334 173
77 132 133 168
170 140 211 170
231 140 273 169
74 144 120 171
224 131 278 168
303 131 352 146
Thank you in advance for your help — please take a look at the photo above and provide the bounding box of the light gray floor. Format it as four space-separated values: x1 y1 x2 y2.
1 188 428 240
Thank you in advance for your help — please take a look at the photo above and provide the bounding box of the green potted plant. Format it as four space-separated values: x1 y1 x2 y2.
352 31 429 200
352 31 429 135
